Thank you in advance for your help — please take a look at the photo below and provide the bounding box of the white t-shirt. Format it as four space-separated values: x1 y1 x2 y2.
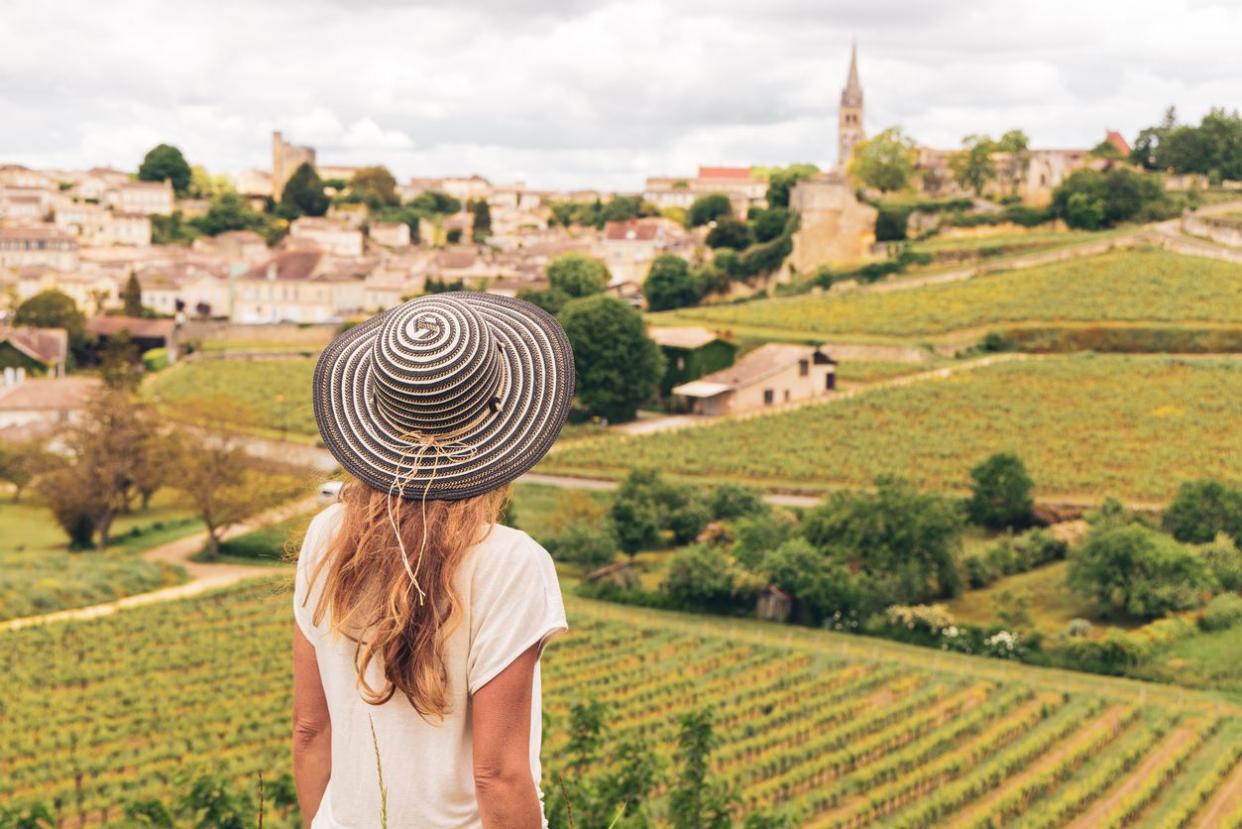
293 502 568 829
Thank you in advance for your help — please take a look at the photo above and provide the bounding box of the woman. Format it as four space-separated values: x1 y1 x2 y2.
292 293 575 828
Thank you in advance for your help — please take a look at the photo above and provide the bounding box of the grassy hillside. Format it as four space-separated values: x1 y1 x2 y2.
656 248 1242 341
2 578 1238 827
145 357 318 438
542 355 1242 503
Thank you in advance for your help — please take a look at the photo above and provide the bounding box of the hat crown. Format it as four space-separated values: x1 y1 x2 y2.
369 296 503 435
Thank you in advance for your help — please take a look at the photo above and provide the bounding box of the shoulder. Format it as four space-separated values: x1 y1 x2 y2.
298 502 345 572
475 523 553 567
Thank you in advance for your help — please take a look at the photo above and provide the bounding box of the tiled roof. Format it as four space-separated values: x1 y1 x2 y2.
0 326 68 365
693 343 823 389
697 166 753 180
603 218 661 241
0 376 101 411
647 326 722 350
86 316 177 339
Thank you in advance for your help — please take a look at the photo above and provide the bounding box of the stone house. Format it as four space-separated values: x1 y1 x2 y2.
672 343 836 416
104 180 174 216
289 217 364 257
0 226 80 271
0 374 101 433
598 217 674 285
370 221 411 249
232 250 367 323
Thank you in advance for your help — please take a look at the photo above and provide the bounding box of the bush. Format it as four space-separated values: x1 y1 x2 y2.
1162 479 1242 544
661 545 738 612
875 207 910 242
668 495 713 545
967 452 1035 530
732 513 794 570
141 347 169 372
1199 593 1242 632
708 483 767 521
1200 533 1242 591
705 217 754 250
547 521 619 570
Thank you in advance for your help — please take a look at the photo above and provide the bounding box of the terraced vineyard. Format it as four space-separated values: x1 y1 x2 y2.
656 248 1242 341
144 357 318 437
3 579 1239 827
543 354 1242 503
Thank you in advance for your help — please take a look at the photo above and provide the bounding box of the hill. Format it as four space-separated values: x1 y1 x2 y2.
3 578 1240 827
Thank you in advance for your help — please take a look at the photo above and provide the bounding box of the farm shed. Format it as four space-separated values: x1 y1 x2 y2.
672 343 836 416
648 325 738 397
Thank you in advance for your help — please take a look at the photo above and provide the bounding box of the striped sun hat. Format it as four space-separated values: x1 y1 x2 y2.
313 293 574 501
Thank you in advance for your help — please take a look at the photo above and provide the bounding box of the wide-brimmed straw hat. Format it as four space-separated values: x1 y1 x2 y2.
313 293 574 501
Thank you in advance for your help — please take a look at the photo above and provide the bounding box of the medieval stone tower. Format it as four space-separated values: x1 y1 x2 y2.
837 43 864 168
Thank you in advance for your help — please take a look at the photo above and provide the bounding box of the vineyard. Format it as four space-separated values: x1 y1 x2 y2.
144 357 318 438
542 354 1242 503
2 579 1240 827
655 249 1242 341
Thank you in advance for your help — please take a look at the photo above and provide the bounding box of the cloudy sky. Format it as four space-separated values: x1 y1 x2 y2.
2 0 1239 191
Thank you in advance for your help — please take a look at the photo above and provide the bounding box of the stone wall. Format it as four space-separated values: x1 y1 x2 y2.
1182 214 1242 248
784 174 878 277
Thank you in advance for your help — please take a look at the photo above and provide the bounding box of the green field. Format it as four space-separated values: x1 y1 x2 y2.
909 228 1103 255
0 495 195 622
145 357 318 437
658 249 1242 341
542 355 1242 503
3 578 1240 827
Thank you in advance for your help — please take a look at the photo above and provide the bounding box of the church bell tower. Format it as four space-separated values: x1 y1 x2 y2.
837 42 864 169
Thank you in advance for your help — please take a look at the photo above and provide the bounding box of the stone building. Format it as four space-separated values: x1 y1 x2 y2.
784 171 878 273
673 343 836 417
272 131 316 200
838 43 864 168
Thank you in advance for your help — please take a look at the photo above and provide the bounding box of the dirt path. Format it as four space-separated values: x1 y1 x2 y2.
1193 752 1242 829
0 495 321 633
1065 725 1198 829
947 705 1130 828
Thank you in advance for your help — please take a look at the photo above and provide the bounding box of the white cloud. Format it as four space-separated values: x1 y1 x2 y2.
0 0 1239 189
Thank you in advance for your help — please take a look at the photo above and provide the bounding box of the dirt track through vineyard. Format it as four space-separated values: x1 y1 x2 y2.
1065 725 1197 829
1193 753 1242 829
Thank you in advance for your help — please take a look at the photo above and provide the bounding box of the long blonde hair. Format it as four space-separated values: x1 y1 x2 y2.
305 480 508 717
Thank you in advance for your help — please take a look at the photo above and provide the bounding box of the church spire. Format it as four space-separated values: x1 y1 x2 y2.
841 41 862 107
837 41 865 168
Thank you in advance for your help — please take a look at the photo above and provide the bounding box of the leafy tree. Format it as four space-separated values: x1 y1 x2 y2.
705 216 754 250
137 143 191 195
1090 140 1125 160
687 193 733 227
750 206 789 243
950 134 997 196
349 165 399 209
122 274 144 316
407 190 461 215
1200 534 1242 592
15 289 87 360
802 477 964 605
609 468 671 554
471 200 491 242
848 127 918 192
1064 192 1105 230
559 295 665 422
1068 523 1217 619
187 165 233 200
709 483 767 520
0 436 51 502
760 537 870 624
280 162 329 217
546 521 618 570
967 452 1035 530
668 709 735 829
547 253 609 298
731 513 793 570
1051 167 1171 229
516 286 570 315
192 192 265 236
1162 480 1242 544
764 163 818 208
151 211 199 245
662 545 738 612
643 255 700 311
995 129 1031 195
99 330 144 391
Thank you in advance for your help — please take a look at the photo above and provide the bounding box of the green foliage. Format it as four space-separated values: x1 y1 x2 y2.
348 166 399 209
668 709 735 829
280 162 329 217
705 217 754 251
949 135 996 196
137 143 191 195
688 194 734 228
749 207 789 243
1052 167 1172 229
875 206 910 242
1162 479 1242 544
517 286 570 315
559 295 665 422
471 200 491 242
763 164 818 208
967 452 1035 530
960 528 1068 589
759 537 870 623
407 190 461 215
547 253 610 299
150 211 198 245
15 289 86 360
708 483 767 521
192 192 270 237
122 274 144 317
662 545 739 612
546 521 619 570
1068 523 1218 620
731 513 793 571
1131 106 1242 179
1199 592 1242 632
1089 140 1125 160
848 127 918 192
549 196 657 229
1199 534 1242 592
644 255 701 312
609 468 676 554
801 477 964 605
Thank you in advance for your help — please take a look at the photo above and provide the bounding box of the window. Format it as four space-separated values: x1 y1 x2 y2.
783 389 790 402
799 359 809 377
826 372 836 391
763 389 774 405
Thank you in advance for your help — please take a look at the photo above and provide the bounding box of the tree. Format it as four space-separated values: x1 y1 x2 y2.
950 134 997 196
644 255 701 312
1162 480 1242 544
609 468 670 555
192 192 265 237
407 190 461 215
122 274 144 317
802 477 964 605
471 200 491 242
996 129 1030 195
687 193 734 227
967 452 1035 530
847 127 918 192
1090 140 1125 161
280 162 329 217
349 166 399 209
558 295 665 422
547 253 609 298
708 482 767 520
15 289 87 360
1051 168 1170 229
750 206 789 243
99 330 144 391
704 216 754 250
137 144 191 195
764 163 818 208
668 709 735 829
187 165 233 200
1068 523 1217 619
0 437 51 502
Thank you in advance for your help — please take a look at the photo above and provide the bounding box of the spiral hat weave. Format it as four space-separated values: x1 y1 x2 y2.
313 293 574 500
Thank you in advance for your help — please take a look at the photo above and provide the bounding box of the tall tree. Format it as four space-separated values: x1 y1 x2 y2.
687 194 734 227
764 163 819 208
99 330 143 392
546 253 609 298
950 134 997 196
643 255 701 311
350 166 399 209
0 436 52 502
280 162 329 217
122 273 144 317
558 295 665 422
137 144 192 196
967 452 1035 530
471 200 491 242
847 127 918 192
995 129 1030 195
15 289 87 362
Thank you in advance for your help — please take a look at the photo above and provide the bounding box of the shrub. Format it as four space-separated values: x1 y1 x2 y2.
1162 479 1242 544
1200 533 1242 591
875 207 910 242
708 483 767 521
547 521 619 570
732 513 794 570
141 347 169 372
1199 593 1242 632
967 452 1035 530
668 495 713 545
661 545 737 612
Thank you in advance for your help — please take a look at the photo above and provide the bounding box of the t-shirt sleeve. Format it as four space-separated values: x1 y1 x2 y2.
467 531 568 695
293 504 341 643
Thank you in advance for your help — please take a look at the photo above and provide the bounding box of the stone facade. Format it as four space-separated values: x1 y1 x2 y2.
272 131 316 199
785 172 878 275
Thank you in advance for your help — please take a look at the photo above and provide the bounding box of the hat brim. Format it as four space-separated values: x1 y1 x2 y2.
313 293 574 500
